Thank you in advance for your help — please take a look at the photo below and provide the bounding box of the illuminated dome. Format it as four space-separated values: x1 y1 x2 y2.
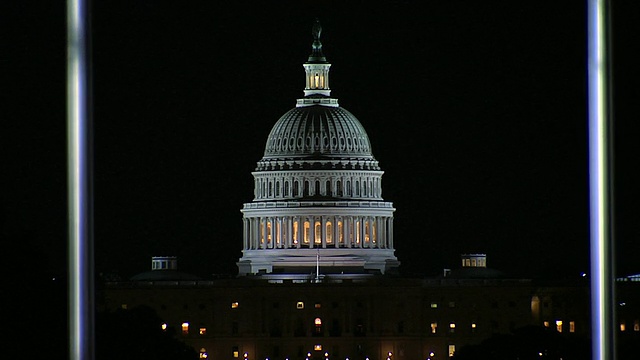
237 20 399 276
257 105 379 171
262 106 375 160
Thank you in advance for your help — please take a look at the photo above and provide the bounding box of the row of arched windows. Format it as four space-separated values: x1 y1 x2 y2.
243 215 393 250
255 175 381 200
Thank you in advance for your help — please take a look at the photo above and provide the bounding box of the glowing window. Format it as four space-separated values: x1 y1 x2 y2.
555 320 563 333
634 320 640 331
296 301 304 309
233 346 239 358
449 323 456 333
569 321 575 333
199 327 207 335
430 322 437 334
315 303 322 309
543 321 550 328
620 322 626 332
448 345 456 357
430 303 438 309
364 221 370 244
315 318 322 325
471 323 477 331
315 221 322 244
182 322 189 334
161 323 167 331
338 221 344 244
231 302 239 309
304 221 311 244
326 221 333 244
293 221 299 245
199 348 208 359
314 345 322 351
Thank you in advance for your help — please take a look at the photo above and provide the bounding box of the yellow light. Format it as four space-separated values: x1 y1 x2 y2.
471 323 477 328
182 322 189 334
244 353 248 358
297 301 305 309
199 327 207 335
315 318 322 325
231 302 239 309
314 345 322 351
430 352 435 357
161 323 167 330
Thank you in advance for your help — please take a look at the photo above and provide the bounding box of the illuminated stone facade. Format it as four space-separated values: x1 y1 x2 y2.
237 20 398 275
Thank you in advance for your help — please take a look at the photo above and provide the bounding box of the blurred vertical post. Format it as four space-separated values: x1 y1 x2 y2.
68 0 94 359
588 0 615 359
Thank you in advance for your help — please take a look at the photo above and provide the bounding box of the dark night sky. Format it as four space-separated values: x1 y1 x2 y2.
5 1 640 281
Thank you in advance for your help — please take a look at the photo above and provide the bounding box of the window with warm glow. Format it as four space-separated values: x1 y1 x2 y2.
296 301 304 309
304 221 311 245
199 348 208 359
620 322 626 331
338 221 344 244
569 321 575 333
448 345 456 357
232 302 239 309
232 346 239 358
199 327 207 335
293 221 299 245
315 318 322 325
430 303 438 309
372 222 376 244
182 322 189 334
355 221 361 244
555 320 563 333
471 323 477 331
315 221 322 244
634 320 640 331
364 221 370 244
315 303 322 309
543 321 550 328
449 323 456 333
326 221 333 244
314 345 322 351
430 322 437 334
161 323 167 331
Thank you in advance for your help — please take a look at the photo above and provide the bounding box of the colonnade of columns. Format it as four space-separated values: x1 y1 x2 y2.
242 215 394 251
255 174 382 200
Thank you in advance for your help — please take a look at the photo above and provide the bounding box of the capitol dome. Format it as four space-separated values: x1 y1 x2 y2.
262 105 375 160
237 20 399 276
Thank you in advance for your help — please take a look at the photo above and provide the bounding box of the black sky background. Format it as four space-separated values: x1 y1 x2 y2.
4 1 639 281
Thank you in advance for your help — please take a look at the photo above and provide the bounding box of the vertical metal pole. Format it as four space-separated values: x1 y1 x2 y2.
68 0 94 359
588 0 615 359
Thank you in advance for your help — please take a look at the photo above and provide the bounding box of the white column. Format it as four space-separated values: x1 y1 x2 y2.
334 216 339 248
320 215 327 249
388 218 394 249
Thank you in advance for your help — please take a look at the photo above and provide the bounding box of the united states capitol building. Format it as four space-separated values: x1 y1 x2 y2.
101 21 639 359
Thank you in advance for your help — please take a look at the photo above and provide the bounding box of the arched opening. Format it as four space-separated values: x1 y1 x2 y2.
314 220 322 246
303 220 311 246
326 221 333 245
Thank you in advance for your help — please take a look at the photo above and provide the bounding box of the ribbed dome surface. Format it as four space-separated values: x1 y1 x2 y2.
263 106 375 160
